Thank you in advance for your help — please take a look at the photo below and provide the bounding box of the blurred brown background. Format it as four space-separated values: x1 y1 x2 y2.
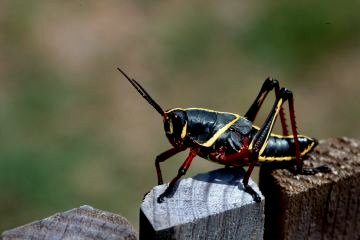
0 0 359 231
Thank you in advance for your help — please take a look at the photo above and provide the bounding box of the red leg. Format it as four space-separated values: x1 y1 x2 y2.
243 162 255 187
208 148 251 166
286 92 331 175
287 94 302 171
244 88 292 202
157 148 199 203
155 147 186 185
274 85 289 136
208 148 262 202
243 159 262 202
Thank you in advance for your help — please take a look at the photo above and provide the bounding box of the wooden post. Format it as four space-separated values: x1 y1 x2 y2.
2 205 137 240
260 137 360 240
140 168 265 240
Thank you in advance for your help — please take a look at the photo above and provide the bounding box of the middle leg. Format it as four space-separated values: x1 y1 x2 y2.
208 148 262 202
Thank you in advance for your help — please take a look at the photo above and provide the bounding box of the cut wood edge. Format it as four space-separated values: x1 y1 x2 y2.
140 167 265 240
259 137 360 240
2 205 137 240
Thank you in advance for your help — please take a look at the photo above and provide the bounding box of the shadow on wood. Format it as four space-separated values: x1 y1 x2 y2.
140 167 265 240
2 205 137 240
260 137 360 240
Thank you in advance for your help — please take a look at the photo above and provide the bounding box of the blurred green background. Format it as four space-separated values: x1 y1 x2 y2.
1 0 359 232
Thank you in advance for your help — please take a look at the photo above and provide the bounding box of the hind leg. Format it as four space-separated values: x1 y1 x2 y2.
245 78 289 135
245 88 293 202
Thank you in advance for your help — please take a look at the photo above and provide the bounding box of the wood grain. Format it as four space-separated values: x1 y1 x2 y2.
2 205 137 240
140 167 265 240
260 137 360 240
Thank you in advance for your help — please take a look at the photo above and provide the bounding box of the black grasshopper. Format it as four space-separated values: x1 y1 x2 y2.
119 68 330 203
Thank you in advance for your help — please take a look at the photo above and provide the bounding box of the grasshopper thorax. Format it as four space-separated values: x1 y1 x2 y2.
164 109 188 147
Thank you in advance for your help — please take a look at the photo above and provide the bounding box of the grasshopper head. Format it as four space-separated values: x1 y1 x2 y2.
163 109 188 147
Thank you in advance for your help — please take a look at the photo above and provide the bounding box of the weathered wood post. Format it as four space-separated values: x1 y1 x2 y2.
140 168 265 240
260 137 360 240
2 205 137 240
4 138 357 240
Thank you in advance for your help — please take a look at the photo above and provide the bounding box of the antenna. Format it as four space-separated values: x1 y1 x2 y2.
117 67 165 116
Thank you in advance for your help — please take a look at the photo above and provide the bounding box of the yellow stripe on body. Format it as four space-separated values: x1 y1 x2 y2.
166 107 240 116
200 115 240 147
181 121 187 139
165 119 173 134
166 107 241 147
258 136 316 162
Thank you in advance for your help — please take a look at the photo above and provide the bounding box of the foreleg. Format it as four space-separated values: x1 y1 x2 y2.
155 147 186 185
157 148 198 203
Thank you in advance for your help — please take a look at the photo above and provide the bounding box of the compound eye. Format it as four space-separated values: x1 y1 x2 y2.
173 114 181 126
